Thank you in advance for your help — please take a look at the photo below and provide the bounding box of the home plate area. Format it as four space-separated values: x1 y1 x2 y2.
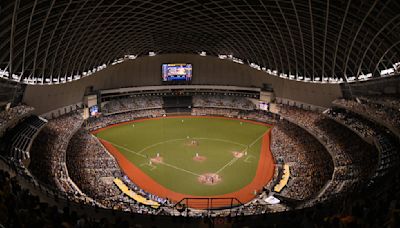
198 173 221 185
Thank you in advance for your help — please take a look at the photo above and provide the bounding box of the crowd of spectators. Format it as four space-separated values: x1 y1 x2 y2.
326 108 376 141
0 105 34 136
0 168 136 227
1 163 399 227
360 95 400 110
279 105 378 200
333 98 400 136
191 107 240 117
326 107 400 179
86 109 165 131
102 96 163 114
2 97 400 226
66 129 122 201
66 128 171 214
238 110 277 124
270 120 333 200
193 94 256 110
191 108 277 125
28 112 85 196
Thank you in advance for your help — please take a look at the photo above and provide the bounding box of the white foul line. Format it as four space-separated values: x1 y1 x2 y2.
215 157 239 174
159 162 201 177
215 131 267 174
102 139 200 177
103 140 146 158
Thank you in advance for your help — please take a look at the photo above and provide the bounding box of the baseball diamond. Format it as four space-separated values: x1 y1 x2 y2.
93 116 274 207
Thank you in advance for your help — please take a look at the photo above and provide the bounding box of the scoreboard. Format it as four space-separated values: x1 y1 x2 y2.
162 63 192 81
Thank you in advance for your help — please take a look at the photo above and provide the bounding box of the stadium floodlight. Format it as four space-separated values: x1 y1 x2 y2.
125 54 137 59
11 73 20 80
393 62 400 72
218 54 227 59
111 58 124 65
380 68 394 76
0 69 9 78
250 63 261 70
232 57 244 64
347 76 356 81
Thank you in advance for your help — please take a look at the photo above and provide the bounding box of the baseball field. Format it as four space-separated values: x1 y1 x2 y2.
93 116 275 206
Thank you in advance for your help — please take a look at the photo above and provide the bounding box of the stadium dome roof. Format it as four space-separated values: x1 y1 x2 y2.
0 0 399 84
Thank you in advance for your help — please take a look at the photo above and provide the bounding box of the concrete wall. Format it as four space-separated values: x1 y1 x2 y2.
23 54 342 114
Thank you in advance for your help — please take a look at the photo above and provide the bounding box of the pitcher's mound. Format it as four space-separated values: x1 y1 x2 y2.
198 173 221 185
193 155 207 162
232 151 244 158
150 156 163 164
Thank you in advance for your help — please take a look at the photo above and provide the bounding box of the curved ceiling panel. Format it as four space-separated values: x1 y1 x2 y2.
0 0 399 84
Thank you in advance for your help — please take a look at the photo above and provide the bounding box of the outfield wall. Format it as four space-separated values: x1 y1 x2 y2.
23 54 342 114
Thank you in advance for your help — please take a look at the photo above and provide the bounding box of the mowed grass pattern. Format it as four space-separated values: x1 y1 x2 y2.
95 117 270 196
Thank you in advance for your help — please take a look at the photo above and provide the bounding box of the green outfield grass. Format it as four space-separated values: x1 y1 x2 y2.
94 117 270 196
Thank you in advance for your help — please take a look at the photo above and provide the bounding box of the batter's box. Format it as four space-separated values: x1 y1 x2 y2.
244 155 256 163
140 163 157 171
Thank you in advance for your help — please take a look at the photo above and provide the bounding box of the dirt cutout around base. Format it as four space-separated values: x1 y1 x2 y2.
232 151 245 158
150 156 163 164
198 173 222 185
185 140 199 147
193 155 207 162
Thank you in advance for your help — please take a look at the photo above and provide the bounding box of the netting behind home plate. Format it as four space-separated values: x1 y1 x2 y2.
173 197 243 211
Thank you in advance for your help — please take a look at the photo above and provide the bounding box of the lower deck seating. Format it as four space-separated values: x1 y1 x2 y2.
1 115 47 160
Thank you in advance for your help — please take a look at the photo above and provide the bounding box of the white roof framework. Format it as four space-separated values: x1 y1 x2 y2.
0 0 399 84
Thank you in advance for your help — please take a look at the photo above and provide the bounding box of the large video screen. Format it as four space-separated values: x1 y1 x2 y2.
89 105 99 117
259 102 269 111
162 63 192 81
